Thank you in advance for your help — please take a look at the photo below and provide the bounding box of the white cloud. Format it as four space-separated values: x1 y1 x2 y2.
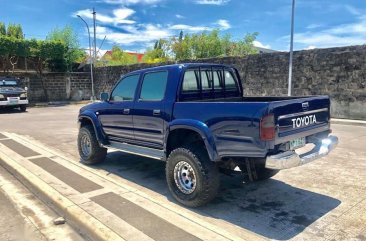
99 0 161 5
216 19 230 30
345 5 362 16
113 8 135 20
305 45 316 50
75 5 231 49
280 14 366 49
253 41 271 49
96 24 171 45
74 8 135 24
195 0 230 6
169 19 230 32
169 24 212 32
306 24 323 29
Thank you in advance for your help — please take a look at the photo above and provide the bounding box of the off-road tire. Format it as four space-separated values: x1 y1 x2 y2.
78 125 107 165
19 105 27 112
166 144 220 207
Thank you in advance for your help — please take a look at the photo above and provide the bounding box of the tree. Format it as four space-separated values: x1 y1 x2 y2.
178 30 183 42
171 32 192 61
0 23 24 71
102 45 137 66
143 39 170 63
0 22 5 36
228 32 259 56
7 24 23 39
170 29 258 61
28 39 66 100
46 25 86 71
0 36 26 72
191 30 224 58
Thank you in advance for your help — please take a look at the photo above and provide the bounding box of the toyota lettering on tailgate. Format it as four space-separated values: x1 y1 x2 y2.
291 115 317 128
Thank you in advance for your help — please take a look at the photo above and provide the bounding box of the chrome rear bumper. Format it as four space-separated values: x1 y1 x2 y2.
265 135 338 170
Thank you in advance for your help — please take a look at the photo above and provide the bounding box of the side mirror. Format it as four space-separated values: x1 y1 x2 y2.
100 92 109 102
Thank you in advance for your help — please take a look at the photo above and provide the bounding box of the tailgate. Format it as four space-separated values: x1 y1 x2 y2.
271 96 330 143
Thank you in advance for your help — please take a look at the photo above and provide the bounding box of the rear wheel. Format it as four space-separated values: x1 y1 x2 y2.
166 144 220 207
78 125 107 165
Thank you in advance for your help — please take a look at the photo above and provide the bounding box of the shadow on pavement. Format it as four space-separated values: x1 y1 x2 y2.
0 107 26 114
92 151 341 240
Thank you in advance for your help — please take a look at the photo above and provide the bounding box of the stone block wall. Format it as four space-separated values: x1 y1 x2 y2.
10 72 92 102
93 45 366 120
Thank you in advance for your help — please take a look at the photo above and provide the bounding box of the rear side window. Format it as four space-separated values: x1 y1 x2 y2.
213 70 222 89
201 71 211 90
182 70 199 91
224 70 237 89
111 74 140 101
140 71 168 101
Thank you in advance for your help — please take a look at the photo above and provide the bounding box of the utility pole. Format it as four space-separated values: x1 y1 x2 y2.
288 0 295 96
92 8 97 63
24 34 27 72
77 15 95 101
91 8 97 101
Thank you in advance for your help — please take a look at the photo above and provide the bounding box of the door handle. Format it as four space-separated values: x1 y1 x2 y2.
153 109 161 116
123 108 130 114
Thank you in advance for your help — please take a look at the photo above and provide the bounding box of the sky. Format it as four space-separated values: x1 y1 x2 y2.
1 0 366 56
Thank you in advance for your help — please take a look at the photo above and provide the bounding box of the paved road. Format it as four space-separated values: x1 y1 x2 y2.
1 105 366 240
0 187 43 241
0 160 84 241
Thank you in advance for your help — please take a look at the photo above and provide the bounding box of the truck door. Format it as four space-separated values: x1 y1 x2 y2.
133 71 168 149
97 74 140 143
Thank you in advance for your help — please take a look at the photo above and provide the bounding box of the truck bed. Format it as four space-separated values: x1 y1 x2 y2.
173 95 330 158
195 96 319 102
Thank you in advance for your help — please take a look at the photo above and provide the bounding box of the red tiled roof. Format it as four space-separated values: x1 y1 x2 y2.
103 50 144 62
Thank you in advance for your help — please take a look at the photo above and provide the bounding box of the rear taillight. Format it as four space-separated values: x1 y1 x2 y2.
260 114 275 141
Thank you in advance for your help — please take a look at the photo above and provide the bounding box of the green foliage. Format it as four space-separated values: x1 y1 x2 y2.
46 25 86 70
0 35 67 72
170 29 258 61
143 39 170 63
171 32 192 61
0 22 79 72
6 23 23 39
0 22 5 36
228 32 259 56
101 45 137 66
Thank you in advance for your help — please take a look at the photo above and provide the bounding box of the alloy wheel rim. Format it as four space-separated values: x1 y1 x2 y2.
80 134 92 156
173 161 197 194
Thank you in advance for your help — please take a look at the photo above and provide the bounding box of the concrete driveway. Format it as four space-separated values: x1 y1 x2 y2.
0 105 365 240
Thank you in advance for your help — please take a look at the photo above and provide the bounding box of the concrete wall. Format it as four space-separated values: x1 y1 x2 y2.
11 72 92 102
94 45 366 120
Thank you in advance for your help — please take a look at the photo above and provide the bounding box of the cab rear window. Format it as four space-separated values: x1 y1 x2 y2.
180 68 240 101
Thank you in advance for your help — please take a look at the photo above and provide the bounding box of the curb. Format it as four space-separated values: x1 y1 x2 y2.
0 153 125 241
29 100 91 108
331 118 366 127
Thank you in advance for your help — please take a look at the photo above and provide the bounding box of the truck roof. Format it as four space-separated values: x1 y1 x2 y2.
125 63 234 76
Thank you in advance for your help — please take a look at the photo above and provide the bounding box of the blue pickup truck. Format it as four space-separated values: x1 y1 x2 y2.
78 63 338 207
